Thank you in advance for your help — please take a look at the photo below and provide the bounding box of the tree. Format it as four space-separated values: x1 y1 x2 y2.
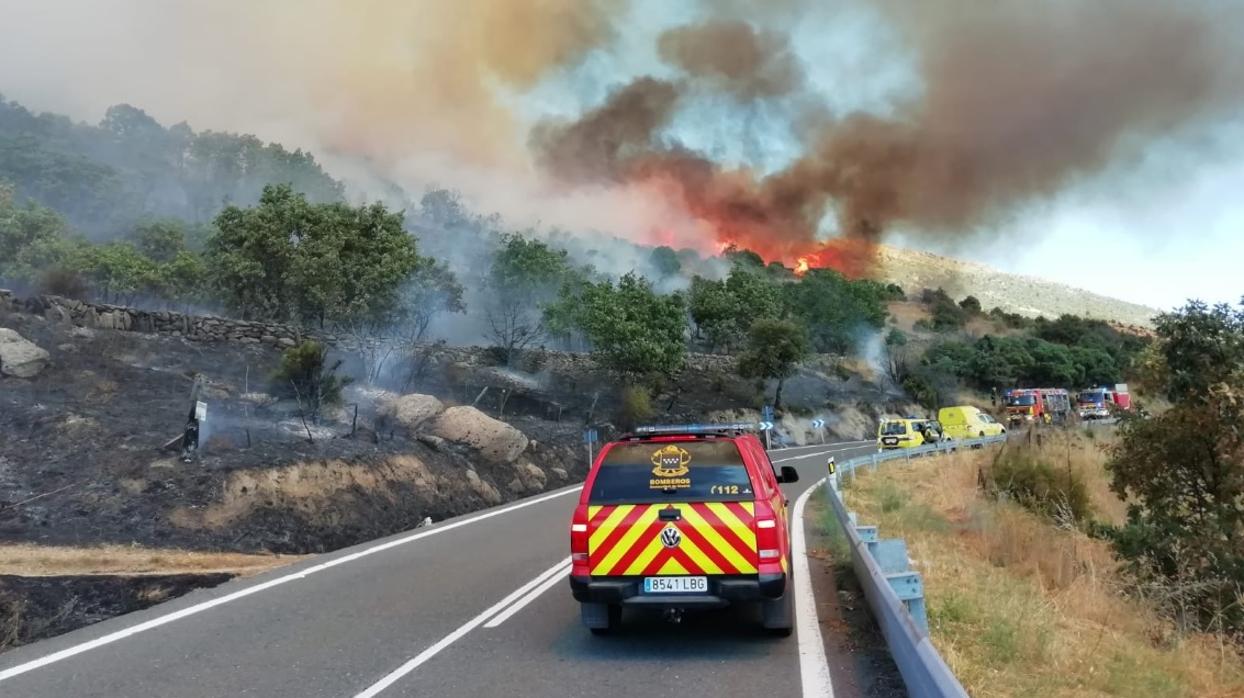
0 181 82 284
206 185 422 326
688 268 783 353
784 268 888 353
546 273 687 378
128 220 190 263
649 246 682 277
484 233 577 363
959 295 982 314
738 319 810 411
83 242 160 305
1107 300 1244 633
398 258 466 343
722 244 765 270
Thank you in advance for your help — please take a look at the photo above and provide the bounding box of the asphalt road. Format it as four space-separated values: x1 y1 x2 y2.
0 439 882 698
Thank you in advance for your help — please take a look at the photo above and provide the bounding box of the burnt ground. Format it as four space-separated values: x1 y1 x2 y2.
0 310 588 556
0 573 233 651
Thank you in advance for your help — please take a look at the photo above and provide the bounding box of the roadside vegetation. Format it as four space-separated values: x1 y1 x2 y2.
890 290 1150 409
842 440 1244 697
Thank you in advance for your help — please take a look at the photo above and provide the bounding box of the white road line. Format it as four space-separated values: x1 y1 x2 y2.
483 564 571 629
771 443 869 464
354 557 572 698
0 485 583 684
793 477 835 698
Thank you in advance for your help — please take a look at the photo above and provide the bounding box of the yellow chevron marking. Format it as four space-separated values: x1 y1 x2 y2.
621 531 666 575
680 506 751 572
593 505 660 574
657 556 689 575
588 504 634 551
705 502 756 548
673 533 723 575
587 505 603 521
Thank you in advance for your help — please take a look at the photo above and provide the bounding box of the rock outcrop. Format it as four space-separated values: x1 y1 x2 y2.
378 393 445 431
0 328 50 378
430 406 530 464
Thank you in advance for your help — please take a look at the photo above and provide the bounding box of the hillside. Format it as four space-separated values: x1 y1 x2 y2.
875 245 1159 327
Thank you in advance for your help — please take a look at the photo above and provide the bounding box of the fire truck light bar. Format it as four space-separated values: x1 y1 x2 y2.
634 423 758 435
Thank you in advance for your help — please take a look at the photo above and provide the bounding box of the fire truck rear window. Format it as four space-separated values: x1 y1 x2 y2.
589 440 755 504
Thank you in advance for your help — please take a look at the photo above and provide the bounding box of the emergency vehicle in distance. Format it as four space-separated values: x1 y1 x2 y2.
1004 388 1072 425
569 424 798 636
1077 384 1132 420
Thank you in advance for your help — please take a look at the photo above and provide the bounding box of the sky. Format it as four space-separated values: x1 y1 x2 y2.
0 0 1241 311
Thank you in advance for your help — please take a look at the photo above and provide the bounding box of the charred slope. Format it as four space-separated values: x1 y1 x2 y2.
0 310 584 555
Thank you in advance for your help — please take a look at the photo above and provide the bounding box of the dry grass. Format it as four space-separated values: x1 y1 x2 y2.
840 443 1244 697
170 455 438 530
0 544 301 577
999 428 1129 526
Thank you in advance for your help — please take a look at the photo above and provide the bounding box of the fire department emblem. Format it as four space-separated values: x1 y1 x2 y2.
659 524 682 549
651 444 692 478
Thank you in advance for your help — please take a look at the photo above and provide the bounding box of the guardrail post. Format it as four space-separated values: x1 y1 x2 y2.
869 538 929 634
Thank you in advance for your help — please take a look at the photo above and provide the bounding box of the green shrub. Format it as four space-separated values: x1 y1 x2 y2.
618 384 654 429
271 341 350 422
983 447 1091 524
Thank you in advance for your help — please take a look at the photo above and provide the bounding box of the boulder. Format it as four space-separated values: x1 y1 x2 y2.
44 304 72 324
430 406 529 464
0 328 51 378
465 469 502 504
513 460 547 492
378 393 445 431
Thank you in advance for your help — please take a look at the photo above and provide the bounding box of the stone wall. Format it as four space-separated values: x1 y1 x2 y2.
0 290 738 374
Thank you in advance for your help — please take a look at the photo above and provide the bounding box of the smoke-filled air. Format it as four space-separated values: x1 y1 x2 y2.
3 0 1243 277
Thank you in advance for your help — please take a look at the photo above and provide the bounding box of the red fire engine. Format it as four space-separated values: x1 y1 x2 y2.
1077 384 1132 420
1004 388 1072 425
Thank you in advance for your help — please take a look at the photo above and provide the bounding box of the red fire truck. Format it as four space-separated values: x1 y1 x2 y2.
1004 388 1072 425
1077 384 1132 420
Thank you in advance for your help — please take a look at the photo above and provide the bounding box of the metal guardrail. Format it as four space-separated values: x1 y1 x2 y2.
824 435 1007 698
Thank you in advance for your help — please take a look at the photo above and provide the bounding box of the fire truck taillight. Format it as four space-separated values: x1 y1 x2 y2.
570 506 590 569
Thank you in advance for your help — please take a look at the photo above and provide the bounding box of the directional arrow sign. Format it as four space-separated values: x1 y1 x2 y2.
758 421 774 431
811 418 825 429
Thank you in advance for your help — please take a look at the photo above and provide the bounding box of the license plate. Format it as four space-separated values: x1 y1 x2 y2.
643 576 707 594
883 437 898 445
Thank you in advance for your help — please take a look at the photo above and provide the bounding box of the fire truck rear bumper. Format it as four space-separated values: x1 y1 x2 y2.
570 574 786 606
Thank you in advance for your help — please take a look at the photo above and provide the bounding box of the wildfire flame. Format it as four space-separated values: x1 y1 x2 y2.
794 257 810 276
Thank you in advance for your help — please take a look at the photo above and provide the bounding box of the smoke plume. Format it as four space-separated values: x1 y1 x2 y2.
531 0 1244 273
657 20 804 99
3 0 1243 276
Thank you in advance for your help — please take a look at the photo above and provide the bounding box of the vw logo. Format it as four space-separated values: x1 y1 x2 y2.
659 525 682 549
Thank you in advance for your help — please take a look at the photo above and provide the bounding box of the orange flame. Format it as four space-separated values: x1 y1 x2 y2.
794 257 810 275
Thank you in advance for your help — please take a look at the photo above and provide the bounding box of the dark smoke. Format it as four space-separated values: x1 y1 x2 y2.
657 20 804 99
530 77 681 182
531 0 1244 273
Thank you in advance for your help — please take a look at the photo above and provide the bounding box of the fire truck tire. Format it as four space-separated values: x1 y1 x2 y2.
582 602 621 635
762 590 794 636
